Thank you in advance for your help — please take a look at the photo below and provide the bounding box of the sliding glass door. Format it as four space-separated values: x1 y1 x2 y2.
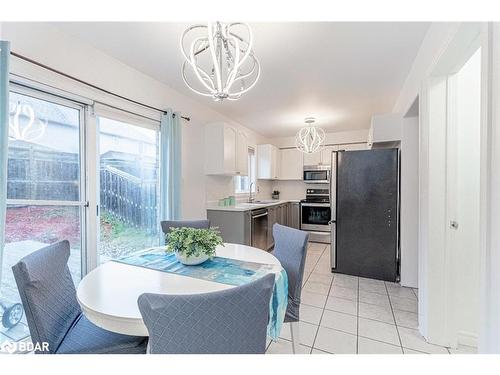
97 116 160 264
0 86 86 341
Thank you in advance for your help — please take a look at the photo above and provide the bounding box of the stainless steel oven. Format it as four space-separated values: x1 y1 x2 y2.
300 202 331 232
303 165 330 184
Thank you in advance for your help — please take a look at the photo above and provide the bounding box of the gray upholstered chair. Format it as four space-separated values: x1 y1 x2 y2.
12 240 148 354
160 219 210 240
272 223 309 353
138 273 275 354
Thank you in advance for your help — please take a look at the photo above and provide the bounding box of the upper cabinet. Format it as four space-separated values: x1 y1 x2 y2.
235 130 248 176
257 144 280 180
303 150 321 166
280 149 303 180
320 146 337 166
205 123 248 176
337 143 369 151
368 114 402 147
304 145 337 166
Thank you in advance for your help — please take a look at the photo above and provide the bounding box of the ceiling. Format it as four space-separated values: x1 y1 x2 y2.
50 22 430 138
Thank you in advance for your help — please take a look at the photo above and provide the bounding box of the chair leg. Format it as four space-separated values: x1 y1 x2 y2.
290 321 300 354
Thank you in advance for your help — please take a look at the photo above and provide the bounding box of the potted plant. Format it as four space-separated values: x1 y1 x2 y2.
165 227 224 265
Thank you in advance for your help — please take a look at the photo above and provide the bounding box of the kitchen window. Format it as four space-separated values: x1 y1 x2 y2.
234 147 256 194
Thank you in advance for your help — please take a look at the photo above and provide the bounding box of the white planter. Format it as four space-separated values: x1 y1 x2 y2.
175 251 209 266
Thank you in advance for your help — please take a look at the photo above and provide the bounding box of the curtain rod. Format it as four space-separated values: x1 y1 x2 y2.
10 51 191 122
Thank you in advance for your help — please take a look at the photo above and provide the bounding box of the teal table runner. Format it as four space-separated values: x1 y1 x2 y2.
114 249 288 340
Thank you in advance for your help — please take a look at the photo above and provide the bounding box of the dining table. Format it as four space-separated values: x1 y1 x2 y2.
76 242 285 337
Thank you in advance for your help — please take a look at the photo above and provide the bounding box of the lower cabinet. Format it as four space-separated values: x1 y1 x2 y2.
268 203 295 248
207 201 301 252
287 202 300 229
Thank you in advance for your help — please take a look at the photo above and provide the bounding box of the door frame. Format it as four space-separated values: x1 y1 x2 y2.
419 22 488 348
6 82 89 277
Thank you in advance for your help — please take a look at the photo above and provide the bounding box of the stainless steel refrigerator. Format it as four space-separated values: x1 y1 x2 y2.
330 148 399 282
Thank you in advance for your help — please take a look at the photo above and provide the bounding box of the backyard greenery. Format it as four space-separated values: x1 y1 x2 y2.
100 211 159 259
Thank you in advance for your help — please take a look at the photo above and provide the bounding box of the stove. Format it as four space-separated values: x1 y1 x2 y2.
300 188 332 243
301 188 330 204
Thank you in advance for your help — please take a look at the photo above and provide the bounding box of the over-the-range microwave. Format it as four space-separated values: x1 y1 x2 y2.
303 165 330 184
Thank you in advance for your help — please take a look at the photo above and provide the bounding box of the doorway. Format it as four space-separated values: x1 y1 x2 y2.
419 23 484 349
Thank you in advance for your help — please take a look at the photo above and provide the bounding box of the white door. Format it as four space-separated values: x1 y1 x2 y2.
419 23 485 348
445 48 482 348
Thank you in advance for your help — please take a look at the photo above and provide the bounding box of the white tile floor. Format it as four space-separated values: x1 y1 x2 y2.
266 242 477 355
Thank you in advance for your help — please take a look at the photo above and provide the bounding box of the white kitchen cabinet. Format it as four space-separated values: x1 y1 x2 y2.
303 150 322 166
257 144 280 179
303 145 337 166
320 146 337 166
235 130 248 176
280 148 303 180
368 113 402 147
205 123 247 176
337 143 369 151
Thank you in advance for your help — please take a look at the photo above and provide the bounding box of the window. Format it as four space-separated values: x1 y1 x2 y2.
234 147 256 194
98 117 160 264
1 88 85 340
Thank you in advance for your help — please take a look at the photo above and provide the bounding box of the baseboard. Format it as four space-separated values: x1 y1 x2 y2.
457 331 478 348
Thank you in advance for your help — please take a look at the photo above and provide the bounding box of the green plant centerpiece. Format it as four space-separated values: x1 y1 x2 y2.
165 227 224 265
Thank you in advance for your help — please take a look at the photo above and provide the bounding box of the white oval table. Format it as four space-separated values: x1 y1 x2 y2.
77 243 282 336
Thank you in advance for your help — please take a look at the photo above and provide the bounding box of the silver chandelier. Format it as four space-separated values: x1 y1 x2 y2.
180 22 261 101
295 117 325 154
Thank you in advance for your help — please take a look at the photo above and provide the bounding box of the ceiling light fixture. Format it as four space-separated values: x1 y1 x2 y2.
295 117 325 154
180 22 260 101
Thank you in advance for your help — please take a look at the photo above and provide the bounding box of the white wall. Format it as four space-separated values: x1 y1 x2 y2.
393 23 461 115
1 22 272 220
479 22 500 354
400 116 419 288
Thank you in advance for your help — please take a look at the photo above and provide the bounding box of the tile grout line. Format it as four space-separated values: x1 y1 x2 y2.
270 243 326 354
385 281 404 352
310 244 334 354
302 243 328 287
356 277 360 354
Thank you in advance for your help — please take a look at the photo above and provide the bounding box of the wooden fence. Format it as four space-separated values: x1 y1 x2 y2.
8 143 158 233
7 144 79 201
100 165 158 234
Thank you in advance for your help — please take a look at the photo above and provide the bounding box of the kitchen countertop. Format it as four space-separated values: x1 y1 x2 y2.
206 199 301 212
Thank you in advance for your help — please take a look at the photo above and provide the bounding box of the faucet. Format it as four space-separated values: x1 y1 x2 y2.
248 182 255 203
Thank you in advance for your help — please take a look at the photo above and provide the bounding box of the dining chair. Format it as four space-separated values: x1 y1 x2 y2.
160 219 210 238
12 240 148 354
138 273 275 354
272 223 309 354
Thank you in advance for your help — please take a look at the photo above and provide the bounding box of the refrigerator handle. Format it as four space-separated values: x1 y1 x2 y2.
330 151 337 271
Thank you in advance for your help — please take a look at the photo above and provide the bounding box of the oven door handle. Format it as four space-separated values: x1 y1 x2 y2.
301 203 331 207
